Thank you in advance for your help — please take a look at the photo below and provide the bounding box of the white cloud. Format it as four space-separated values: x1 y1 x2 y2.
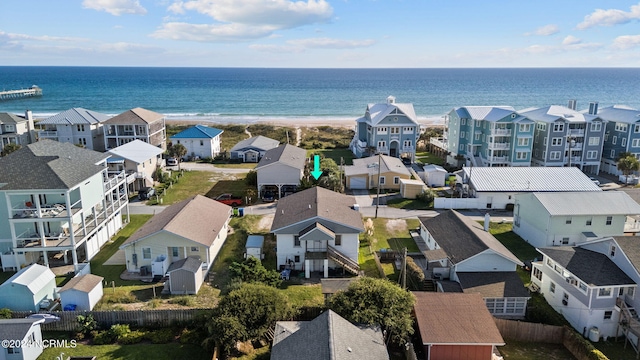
287 37 375 49
577 3 640 30
249 44 304 53
82 0 147 16
525 24 559 36
562 35 582 46
612 34 640 49
99 42 164 53
151 22 276 42
0 31 85 43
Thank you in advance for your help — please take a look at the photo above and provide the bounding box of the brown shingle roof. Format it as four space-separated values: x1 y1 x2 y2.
255 144 306 170
413 292 505 345
59 274 104 293
104 107 164 125
120 195 231 248
457 272 530 298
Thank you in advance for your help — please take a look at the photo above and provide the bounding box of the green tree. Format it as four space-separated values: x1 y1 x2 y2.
245 170 257 187
328 277 415 345
405 256 425 291
229 256 282 287
1 143 21 156
617 155 640 176
0 308 12 319
168 143 188 170
299 156 344 193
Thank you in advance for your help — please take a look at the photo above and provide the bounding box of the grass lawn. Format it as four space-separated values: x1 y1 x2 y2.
210 216 262 288
499 341 577 360
415 151 444 165
210 163 257 169
153 170 218 205
488 222 539 261
593 337 639 360
232 346 270 360
38 342 211 360
279 284 323 308
306 148 354 166
386 198 431 210
205 176 250 199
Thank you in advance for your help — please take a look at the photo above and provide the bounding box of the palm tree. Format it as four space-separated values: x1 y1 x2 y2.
617 155 640 176
168 143 188 170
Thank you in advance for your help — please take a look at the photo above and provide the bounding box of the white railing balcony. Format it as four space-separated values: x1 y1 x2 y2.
569 156 582 163
430 138 448 150
356 140 367 149
104 171 127 192
491 129 512 136
569 129 585 136
489 142 510 150
377 146 388 153
38 131 58 138
490 156 509 162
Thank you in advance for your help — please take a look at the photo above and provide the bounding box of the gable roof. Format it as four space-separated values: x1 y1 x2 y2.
271 310 389 360
255 144 306 170
38 108 110 125
167 257 202 273
526 191 640 216
464 167 602 192
107 139 164 164
413 292 504 345
59 274 104 293
520 105 601 123
104 107 164 125
456 272 530 298
423 164 447 173
365 97 418 126
538 247 635 286
453 106 524 122
170 124 223 139
418 210 522 266
0 140 108 190
229 135 280 152
613 236 640 275
246 235 264 249
591 105 640 124
0 112 28 124
0 319 43 341
121 195 231 248
271 187 364 232
345 155 411 177
3 264 55 294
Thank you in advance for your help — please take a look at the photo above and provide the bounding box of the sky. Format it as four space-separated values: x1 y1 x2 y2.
1 0 640 67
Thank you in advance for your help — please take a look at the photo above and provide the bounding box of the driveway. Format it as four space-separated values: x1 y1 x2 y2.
351 189 374 207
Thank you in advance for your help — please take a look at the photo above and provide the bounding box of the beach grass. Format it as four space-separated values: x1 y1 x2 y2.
300 126 354 149
246 123 296 144
306 148 354 165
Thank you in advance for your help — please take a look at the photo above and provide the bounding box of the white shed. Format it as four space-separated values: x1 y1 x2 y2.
423 164 448 187
58 273 104 311
245 235 265 260
0 264 56 312
167 257 204 295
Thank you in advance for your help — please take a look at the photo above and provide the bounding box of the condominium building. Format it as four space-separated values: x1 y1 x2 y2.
103 108 166 150
597 105 640 175
37 108 110 151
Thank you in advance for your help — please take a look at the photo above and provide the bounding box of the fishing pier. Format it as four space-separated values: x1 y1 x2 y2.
0 85 42 101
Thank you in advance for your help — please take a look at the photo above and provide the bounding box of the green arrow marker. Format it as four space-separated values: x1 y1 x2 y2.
310 155 323 180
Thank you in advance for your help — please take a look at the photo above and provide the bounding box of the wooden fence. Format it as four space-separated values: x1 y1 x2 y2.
494 318 564 344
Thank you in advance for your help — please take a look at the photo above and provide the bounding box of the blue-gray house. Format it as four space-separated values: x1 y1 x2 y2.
598 105 640 176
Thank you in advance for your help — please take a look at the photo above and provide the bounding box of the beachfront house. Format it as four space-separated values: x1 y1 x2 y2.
0 111 35 148
0 318 46 360
597 105 640 176
107 140 164 193
255 144 306 199
0 140 129 273
37 108 110 151
344 154 411 190
522 101 605 174
169 124 223 160
270 187 363 278
350 96 420 162
445 106 535 167
229 135 280 162
103 107 166 150
513 192 640 248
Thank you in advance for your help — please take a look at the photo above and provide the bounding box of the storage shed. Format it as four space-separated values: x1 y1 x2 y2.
58 274 104 311
167 257 203 295
0 264 56 312
400 178 428 199
423 164 448 187
245 235 265 260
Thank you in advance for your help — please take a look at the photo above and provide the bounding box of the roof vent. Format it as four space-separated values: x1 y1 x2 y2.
347 347 352 353
387 96 396 104
281 210 284 215
308 204 311 209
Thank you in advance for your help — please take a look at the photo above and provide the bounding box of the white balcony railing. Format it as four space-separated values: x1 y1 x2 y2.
490 156 509 162
489 142 510 150
569 129 585 136
377 146 388 153
38 131 58 137
430 138 448 150
492 129 512 136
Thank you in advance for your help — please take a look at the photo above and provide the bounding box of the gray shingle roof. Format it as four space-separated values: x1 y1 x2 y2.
59 274 104 293
612 236 640 275
38 108 110 125
0 112 27 124
229 135 280 152
418 210 522 266
454 106 522 122
103 107 164 125
464 167 602 192
457 272 530 298
344 155 411 177
526 191 640 216
538 247 635 286
271 310 389 360
0 139 108 190
0 319 43 341
167 257 202 273
271 187 364 232
255 144 306 170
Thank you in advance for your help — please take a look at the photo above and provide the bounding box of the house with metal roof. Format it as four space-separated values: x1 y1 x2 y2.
37 108 111 151
0 110 35 148
271 187 364 278
445 105 535 167
0 318 46 360
513 191 640 248
271 310 389 360
229 135 280 162
522 101 605 174
0 140 129 273
255 144 307 199
0 264 56 312
418 211 529 318
344 154 411 190
58 273 104 311
120 195 231 279
596 105 640 176
350 96 419 161
245 235 264 260
169 124 224 160
103 107 166 150
107 140 164 193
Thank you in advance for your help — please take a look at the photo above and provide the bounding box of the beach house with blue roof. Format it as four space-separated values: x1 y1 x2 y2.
350 96 419 161
596 105 640 175
446 106 535 167
169 124 223 160
37 108 111 151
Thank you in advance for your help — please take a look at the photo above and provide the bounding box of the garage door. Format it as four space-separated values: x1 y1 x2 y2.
349 176 367 189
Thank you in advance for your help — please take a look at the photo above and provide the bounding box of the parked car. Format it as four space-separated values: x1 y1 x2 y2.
138 187 156 200
27 313 60 324
215 193 243 207
262 192 275 203
401 157 412 165
166 157 178 166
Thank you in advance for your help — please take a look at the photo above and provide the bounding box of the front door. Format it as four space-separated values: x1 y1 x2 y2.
389 141 399 157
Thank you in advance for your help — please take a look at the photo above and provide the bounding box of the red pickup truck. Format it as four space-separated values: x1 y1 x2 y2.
215 194 243 207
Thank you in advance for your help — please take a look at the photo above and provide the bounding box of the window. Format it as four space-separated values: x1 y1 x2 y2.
171 247 179 257
335 235 342 246
200 140 204 146
294 236 300 247
190 247 199 252
474 133 480 140
616 123 629 132
519 124 531 132
552 137 563 146
544 137 548 145
459 144 464 151
613 136 617 145
393 177 400 185
586 217 592 226
76 124 85 132
516 152 527 160
379 176 386 185
533 267 542 281
554 264 562 274
377 140 386 148
550 282 556 293
622 138 627 147
563 292 569 305
591 122 602 132
598 288 612 297
78 138 87 146
562 237 570 245
460 132 465 139
390 127 399 134
586 151 597 159
553 123 564 132
628 287 635 298
604 311 613 320
461 118 466 125
518 138 530 146
565 217 572 224
537 123 547 131
611 150 615 158
588 137 600 146
579 282 587 292
142 247 151 259
7 348 20 354
475 120 481 127
632 139 640 148
403 140 412 147
294 255 300 262
610 245 616 257
542 151 547 159
403 127 413 133
606 216 613 225
550 151 561 160
377 127 388 134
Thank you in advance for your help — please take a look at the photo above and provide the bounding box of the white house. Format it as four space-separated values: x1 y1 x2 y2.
0 264 56 312
245 235 264 260
120 195 231 277
0 111 35 147
0 318 45 360
270 187 364 278
58 273 104 311
255 144 307 199
169 124 223 160
37 108 110 151
422 164 448 187
513 191 640 248
103 107 166 150
0 140 129 272
418 211 529 318
107 139 164 193
229 135 279 162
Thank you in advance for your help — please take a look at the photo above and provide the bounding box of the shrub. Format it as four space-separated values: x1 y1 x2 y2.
148 299 162 308
168 296 194 307
179 328 204 345
110 324 131 338
119 330 146 345
93 330 117 345
146 328 174 344
416 189 435 204
77 314 98 336
0 308 11 319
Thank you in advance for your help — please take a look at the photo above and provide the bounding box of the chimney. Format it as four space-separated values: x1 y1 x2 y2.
567 100 577 110
25 109 35 143
25 109 33 121
484 213 490 232
588 102 599 115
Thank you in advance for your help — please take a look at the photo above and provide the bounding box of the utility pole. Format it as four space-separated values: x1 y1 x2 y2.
375 153 382 218
567 135 573 168
402 247 407 290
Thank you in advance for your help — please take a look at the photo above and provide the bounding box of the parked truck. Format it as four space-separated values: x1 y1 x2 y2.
215 193 243 207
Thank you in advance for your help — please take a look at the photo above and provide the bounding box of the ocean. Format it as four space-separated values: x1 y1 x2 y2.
1 67 640 123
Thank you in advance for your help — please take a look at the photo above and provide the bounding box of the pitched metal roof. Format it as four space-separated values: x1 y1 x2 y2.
103 107 164 125
344 155 411 177
457 272 530 298
538 247 634 286
246 235 264 249
271 310 389 360
413 292 505 345
0 319 43 341
423 164 446 173
59 273 104 293
520 105 601 123
464 167 602 192
255 144 306 170
170 124 223 139
364 97 418 126
2 264 55 294
121 195 231 248
271 187 364 232
229 135 280 152
107 139 164 164
0 112 27 124
526 191 640 216
596 105 640 124
418 210 522 266
0 140 108 190
38 108 110 125
455 106 519 122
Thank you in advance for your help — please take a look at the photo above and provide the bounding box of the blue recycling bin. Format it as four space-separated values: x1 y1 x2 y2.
238 208 244 217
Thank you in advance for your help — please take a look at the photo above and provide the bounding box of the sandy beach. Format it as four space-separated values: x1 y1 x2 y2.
166 116 445 129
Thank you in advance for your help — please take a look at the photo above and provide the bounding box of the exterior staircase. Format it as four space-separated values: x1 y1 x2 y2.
616 298 640 354
327 245 360 275
422 279 436 292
